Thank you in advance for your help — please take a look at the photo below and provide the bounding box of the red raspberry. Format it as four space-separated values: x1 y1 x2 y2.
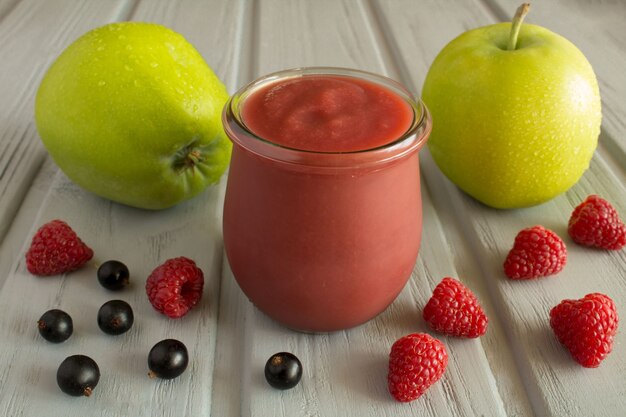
423 277 488 338
387 333 448 402
145 257 204 318
25 220 93 276
568 195 626 250
550 293 618 368
503 225 567 279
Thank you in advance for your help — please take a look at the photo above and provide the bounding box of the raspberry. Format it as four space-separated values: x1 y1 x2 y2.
25 220 93 276
423 277 488 338
550 293 618 368
145 257 204 318
568 195 626 250
503 225 567 279
387 333 448 402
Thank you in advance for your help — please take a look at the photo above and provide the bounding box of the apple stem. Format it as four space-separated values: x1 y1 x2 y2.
187 149 202 165
507 3 531 51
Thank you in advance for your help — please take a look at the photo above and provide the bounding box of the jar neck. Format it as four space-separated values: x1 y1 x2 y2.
222 67 432 170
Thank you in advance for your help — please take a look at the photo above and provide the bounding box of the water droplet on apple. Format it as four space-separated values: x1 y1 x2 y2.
150 62 159 68
98 80 106 87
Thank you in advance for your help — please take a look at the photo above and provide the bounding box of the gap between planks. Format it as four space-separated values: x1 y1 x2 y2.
0 0 139 250
363 1 537 416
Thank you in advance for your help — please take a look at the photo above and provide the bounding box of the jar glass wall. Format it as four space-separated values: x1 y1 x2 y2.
222 67 431 332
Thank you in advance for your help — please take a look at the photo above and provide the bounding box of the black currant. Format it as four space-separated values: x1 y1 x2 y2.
264 352 302 390
148 339 189 379
37 309 73 343
97 300 134 335
97 260 129 291
56 355 100 397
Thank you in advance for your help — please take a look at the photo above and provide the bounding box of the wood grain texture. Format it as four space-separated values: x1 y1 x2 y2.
373 0 626 416
0 0 240 416
0 157 56 288
131 0 240 85
213 0 514 416
0 0 131 246
0 1 624 416
0 174 225 417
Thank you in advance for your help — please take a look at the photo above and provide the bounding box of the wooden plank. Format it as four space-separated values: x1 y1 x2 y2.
372 0 626 416
0 0 132 246
212 0 515 415
0 157 56 289
0 0 20 21
0 0 242 416
131 0 240 85
0 175 225 417
1 1 623 416
217 193 514 417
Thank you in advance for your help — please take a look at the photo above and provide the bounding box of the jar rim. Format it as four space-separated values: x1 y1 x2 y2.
223 66 431 168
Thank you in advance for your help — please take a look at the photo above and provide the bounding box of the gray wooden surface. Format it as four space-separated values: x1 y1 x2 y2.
0 1 624 416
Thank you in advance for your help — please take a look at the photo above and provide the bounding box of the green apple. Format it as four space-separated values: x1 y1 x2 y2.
422 4 601 208
35 22 231 210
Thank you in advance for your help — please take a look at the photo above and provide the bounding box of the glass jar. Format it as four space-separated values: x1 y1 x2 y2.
222 67 431 332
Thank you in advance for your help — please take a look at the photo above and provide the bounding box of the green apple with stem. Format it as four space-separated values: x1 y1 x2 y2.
422 3 601 208
35 22 231 210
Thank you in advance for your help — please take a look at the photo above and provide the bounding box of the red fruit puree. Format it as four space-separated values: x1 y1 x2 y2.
241 76 414 152
222 69 430 332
